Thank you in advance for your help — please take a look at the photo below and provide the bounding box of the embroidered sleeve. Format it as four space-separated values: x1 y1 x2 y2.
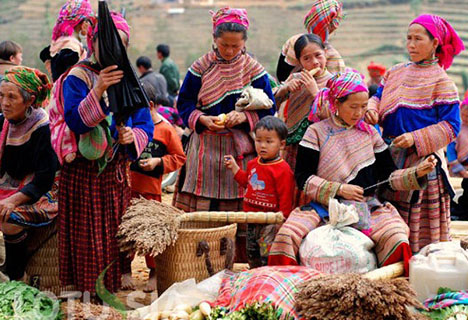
63 75 110 134
124 107 153 160
188 109 205 131
177 72 203 128
303 176 341 206
412 120 457 157
389 166 426 191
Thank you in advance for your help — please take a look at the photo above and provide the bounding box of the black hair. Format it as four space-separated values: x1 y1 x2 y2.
0 41 22 61
254 116 288 140
294 33 325 61
156 44 170 58
368 84 379 98
136 56 152 69
336 96 348 104
214 23 248 40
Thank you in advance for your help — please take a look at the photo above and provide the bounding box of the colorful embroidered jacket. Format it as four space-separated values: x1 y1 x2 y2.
62 62 153 160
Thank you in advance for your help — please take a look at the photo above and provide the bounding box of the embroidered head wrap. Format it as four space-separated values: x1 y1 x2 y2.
309 71 371 133
210 7 250 32
303 0 343 42
52 0 94 41
87 11 130 54
3 67 52 108
410 14 465 70
367 62 386 76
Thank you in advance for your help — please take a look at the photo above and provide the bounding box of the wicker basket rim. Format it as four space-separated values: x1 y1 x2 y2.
178 222 237 233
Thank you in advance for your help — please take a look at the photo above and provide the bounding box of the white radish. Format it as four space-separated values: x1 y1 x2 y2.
199 302 211 316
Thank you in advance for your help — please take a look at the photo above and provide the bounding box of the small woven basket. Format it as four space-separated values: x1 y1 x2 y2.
25 221 75 296
155 218 237 294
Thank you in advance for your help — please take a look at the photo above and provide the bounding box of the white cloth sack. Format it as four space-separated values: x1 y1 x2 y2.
299 199 377 274
235 86 273 112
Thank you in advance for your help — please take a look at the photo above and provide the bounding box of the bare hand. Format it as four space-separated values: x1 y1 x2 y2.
286 78 302 93
94 65 124 96
461 170 468 179
393 133 414 149
139 158 161 171
0 199 15 223
416 155 438 178
224 155 240 175
199 115 225 132
64 153 76 164
225 111 247 128
118 126 134 145
337 184 364 202
300 70 319 97
365 109 379 125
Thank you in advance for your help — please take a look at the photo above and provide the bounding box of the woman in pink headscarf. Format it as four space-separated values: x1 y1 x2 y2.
269 72 436 274
55 11 153 294
40 0 94 82
174 7 275 261
366 14 464 253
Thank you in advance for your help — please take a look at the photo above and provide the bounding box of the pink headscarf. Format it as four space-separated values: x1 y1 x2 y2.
52 0 94 41
309 71 372 133
410 14 465 70
210 7 250 32
87 11 130 55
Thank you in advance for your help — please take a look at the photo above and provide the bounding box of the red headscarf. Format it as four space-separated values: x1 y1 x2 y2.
410 14 465 70
367 62 386 76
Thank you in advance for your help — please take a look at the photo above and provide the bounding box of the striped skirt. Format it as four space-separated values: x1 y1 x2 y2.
58 156 132 294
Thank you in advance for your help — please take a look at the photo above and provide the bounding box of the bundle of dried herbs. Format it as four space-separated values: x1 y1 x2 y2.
295 273 424 320
117 198 183 257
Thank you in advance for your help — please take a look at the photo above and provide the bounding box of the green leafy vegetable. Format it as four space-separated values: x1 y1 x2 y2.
95 261 127 319
208 302 292 320
0 281 62 320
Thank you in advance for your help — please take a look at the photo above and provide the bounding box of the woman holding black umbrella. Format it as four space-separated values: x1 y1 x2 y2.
56 10 153 294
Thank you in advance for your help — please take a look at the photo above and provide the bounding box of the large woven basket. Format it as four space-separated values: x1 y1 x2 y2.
25 221 75 296
155 219 237 293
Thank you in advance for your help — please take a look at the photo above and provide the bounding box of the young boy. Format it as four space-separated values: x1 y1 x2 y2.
224 116 295 267
447 97 468 221
130 83 186 291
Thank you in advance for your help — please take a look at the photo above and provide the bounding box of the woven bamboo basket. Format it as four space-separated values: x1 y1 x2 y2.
155 211 244 293
25 221 75 296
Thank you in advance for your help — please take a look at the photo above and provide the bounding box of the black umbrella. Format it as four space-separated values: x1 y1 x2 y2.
97 0 149 124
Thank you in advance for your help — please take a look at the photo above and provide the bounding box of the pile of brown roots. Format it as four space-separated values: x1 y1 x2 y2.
64 301 124 319
117 198 183 257
295 273 427 320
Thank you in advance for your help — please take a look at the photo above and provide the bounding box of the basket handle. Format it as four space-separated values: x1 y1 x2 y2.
220 237 234 270
197 241 214 276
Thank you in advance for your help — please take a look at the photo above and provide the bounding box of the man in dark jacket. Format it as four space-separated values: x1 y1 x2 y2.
136 56 170 106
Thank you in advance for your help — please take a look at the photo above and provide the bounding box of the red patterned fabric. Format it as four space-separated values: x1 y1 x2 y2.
58 155 132 293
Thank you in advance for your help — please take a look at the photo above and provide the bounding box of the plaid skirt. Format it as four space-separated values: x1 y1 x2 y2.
58 156 131 294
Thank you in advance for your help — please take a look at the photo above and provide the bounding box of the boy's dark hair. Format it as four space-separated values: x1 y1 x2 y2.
136 56 152 69
214 22 248 40
254 116 288 140
0 41 22 61
156 44 170 58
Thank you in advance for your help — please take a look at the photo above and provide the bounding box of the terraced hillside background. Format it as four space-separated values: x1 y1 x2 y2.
1 0 467 92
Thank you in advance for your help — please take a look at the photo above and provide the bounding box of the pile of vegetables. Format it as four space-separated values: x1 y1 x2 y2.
143 302 211 320
0 281 61 320
208 303 287 320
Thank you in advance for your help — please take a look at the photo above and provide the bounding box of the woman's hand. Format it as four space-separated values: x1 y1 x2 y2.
416 155 438 178
64 153 76 164
199 115 225 132
392 133 414 149
286 78 302 93
139 158 161 171
337 184 364 202
224 155 240 175
94 65 124 97
300 70 319 97
365 110 379 125
225 111 247 128
0 198 16 223
118 126 134 145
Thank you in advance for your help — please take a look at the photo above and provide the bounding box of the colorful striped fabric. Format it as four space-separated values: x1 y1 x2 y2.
425 290 468 310
52 0 93 41
368 62 459 123
210 7 249 32
215 266 322 320
303 0 344 42
3 67 52 107
188 51 266 110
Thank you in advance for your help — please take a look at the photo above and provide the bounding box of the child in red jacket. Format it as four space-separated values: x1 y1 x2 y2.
225 116 295 267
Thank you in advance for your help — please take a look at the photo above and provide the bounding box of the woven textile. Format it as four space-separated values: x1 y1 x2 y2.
3 67 52 107
303 0 344 42
58 156 132 293
215 266 322 319
210 7 249 31
52 0 93 41
424 290 468 310
188 51 266 110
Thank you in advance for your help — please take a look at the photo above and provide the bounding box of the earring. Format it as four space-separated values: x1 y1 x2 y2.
212 43 218 51
241 47 246 55
25 106 33 118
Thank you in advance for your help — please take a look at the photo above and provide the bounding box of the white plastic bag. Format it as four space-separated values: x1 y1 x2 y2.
299 199 377 274
235 86 273 112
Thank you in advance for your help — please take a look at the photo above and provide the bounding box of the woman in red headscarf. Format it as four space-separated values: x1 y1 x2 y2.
366 14 464 253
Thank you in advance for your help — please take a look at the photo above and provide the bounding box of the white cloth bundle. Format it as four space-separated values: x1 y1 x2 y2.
235 86 274 112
